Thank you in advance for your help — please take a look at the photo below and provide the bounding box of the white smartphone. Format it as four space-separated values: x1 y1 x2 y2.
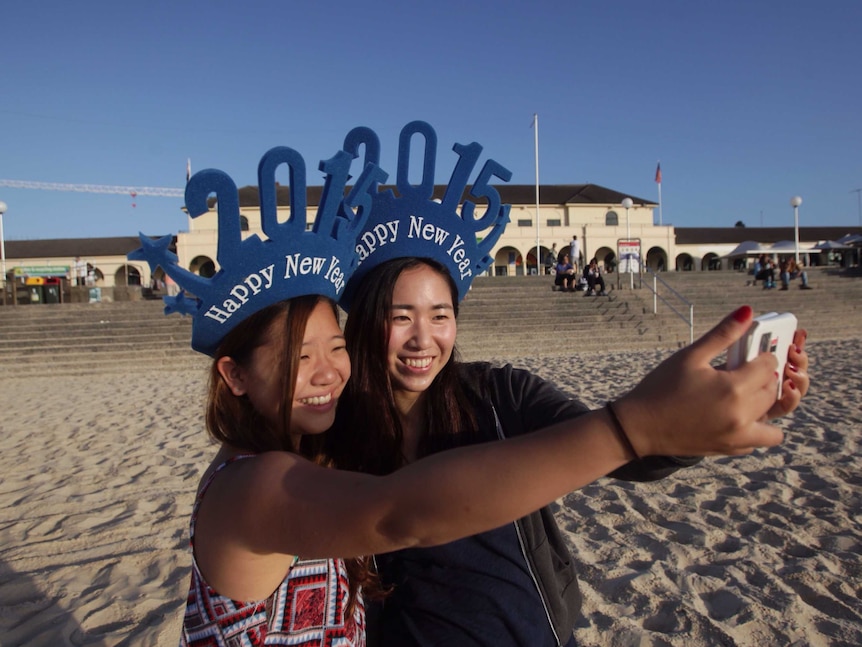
726 312 798 399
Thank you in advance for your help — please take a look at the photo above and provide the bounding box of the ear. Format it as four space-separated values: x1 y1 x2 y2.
216 356 247 396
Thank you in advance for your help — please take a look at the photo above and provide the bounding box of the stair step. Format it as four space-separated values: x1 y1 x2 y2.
0 268 858 374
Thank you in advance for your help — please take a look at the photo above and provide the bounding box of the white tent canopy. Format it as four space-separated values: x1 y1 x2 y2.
723 240 765 258
836 233 862 246
813 239 856 250
722 239 823 260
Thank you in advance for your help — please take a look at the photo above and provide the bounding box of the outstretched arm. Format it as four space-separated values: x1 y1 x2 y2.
198 305 800 599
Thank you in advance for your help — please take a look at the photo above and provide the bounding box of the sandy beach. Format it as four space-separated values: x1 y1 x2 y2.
1 340 860 646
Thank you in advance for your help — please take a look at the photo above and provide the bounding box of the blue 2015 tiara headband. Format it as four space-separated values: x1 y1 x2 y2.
127 121 512 354
339 121 512 310
128 145 386 356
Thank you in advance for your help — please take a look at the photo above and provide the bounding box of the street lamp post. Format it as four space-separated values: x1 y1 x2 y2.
790 196 802 264
621 197 633 289
0 200 7 305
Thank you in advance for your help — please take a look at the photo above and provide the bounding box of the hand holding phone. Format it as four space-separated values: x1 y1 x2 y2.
727 312 798 398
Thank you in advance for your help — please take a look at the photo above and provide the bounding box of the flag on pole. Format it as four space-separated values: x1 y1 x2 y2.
654 162 662 184
186 158 192 184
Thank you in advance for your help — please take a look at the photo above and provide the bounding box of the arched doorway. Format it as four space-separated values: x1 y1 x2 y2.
190 256 217 278
114 265 142 286
493 246 520 276
675 254 694 271
525 248 542 276
646 246 668 272
593 246 615 273
703 252 722 271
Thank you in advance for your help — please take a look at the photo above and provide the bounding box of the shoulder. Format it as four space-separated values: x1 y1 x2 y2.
200 451 308 506
458 361 547 401
457 361 526 382
457 360 493 386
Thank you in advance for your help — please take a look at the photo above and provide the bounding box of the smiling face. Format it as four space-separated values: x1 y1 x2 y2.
291 300 351 436
220 299 351 440
387 264 457 413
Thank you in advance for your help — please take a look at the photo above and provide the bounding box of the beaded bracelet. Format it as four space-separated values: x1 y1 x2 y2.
606 401 640 460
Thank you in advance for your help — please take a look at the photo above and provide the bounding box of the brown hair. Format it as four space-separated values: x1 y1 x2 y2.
330 257 478 476
205 295 377 613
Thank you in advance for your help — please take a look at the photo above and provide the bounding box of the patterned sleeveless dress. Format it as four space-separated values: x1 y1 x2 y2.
179 456 365 646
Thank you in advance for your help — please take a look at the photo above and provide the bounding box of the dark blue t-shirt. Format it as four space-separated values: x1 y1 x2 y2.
373 521 562 646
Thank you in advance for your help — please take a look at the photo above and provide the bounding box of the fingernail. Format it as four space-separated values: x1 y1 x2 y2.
733 305 753 322
788 363 798 372
794 345 801 354
788 381 797 390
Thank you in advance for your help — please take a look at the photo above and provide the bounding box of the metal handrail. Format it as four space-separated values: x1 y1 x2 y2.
643 268 694 345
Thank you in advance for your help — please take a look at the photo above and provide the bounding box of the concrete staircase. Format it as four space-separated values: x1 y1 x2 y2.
617 266 861 347
457 265 860 359
0 300 207 378
0 267 858 376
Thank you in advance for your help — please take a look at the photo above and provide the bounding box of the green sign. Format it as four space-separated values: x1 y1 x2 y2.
13 265 70 277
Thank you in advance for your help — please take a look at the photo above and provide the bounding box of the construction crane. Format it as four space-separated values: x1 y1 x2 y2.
0 179 184 198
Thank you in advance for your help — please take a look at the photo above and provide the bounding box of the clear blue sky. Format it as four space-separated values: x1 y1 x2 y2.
2 0 861 241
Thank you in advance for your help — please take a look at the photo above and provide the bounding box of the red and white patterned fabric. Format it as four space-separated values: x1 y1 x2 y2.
179 456 365 646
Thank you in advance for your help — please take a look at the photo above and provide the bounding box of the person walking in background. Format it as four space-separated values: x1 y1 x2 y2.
569 235 582 272
545 243 558 274
74 256 87 286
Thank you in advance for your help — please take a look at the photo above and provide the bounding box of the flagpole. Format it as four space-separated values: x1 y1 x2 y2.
533 114 540 277
655 160 663 225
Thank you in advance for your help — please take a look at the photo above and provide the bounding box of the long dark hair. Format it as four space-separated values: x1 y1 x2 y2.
330 257 478 476
205 295 375 613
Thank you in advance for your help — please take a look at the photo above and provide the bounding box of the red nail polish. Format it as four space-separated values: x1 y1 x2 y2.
733 305 752 322
788 381 797 390
789 363 798 372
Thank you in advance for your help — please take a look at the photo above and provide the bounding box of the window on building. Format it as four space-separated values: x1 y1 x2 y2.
240 216 250 232
605 211 619 226
517 219 532 227
547 219 561 227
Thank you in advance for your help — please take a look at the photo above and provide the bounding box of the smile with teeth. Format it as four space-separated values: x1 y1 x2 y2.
403 357 433 369
298 393 333 406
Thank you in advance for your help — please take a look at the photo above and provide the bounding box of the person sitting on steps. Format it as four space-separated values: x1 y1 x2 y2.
553 254 578 291
753 253 776 289
584 258 608 296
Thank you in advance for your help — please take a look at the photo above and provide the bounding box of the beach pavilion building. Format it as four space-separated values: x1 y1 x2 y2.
1 183 859 304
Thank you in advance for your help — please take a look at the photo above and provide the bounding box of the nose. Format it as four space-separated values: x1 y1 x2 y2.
309 353 339 386
406 319 432 349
